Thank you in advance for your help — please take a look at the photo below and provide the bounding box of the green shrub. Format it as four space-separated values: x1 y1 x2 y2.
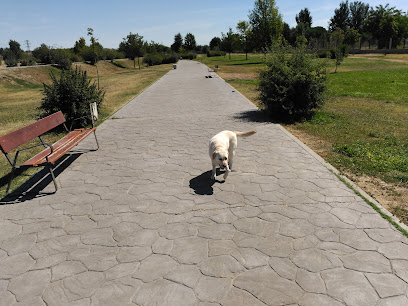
20 55 36 66
38 67 105 128
143 53 177 66
207 50 226 57
258 45 327 122
51 49 72 70
178 51 197 60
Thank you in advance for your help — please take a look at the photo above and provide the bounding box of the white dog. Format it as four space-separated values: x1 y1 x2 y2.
209 130 256 180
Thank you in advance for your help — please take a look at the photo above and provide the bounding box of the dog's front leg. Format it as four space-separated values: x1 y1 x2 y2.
211 164 217 180
223 165 231 180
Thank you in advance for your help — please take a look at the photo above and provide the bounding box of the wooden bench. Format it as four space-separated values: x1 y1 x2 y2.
0 110 99 196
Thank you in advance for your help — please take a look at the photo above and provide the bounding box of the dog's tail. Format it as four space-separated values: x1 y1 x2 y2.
234 130 256 137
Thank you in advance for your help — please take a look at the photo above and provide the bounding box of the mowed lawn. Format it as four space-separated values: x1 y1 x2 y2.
199 53 408 222
0 60 172 196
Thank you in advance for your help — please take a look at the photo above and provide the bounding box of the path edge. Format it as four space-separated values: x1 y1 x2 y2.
278 124 408 235
209 62 408 234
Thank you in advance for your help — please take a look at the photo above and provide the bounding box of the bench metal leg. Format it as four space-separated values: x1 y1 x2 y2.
48 165 58 193
5 167 16 196
93 130 99 150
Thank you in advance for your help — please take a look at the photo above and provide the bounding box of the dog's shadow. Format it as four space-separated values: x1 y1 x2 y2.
189 169 225 195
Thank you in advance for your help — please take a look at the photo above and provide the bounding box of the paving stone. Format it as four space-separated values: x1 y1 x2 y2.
199 255 245 277
198 224 236 240
279 219 314 238
159 223 198 239
231 248 269 269
299 293 344 306
321 268 379 305
32 252 67 270
195 276 232 303
208 240 237 256
256 235 294 257
365 228 402 243
132 254 179 282
44 271 104 303
341 250 391 273
0 253 35 279
52 261 87 281
170 237 208 264
391 260 408 283
221 287 266 306
377 295 408 306
268 257 298 281
378 242 408 260
366 273 407 298
296 269 326 293
233 217 279 237
0 220 22 242
134 279 197 306
234 266 303 305
1 233 37 256
91 279 140 305
291 249 342 272
8 269 50 301
152 237 174 255
164 264 202 288
357 213 391 229
105 262 140 281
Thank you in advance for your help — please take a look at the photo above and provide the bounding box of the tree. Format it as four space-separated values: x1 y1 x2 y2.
331 28 346 72
184 33 196 51
86 28 102 65
296 8 312 28
365 5 402 49
329 1 350 32
171 33 183 52
220 28 239 59
236 21 252 60
344 27 361 48
9 40 23 59
209 37 221 50
73 37 86 54
349 1 369 33
119 33 145 69
249 0 283 52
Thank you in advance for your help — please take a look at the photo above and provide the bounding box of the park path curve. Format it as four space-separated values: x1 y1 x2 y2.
1 60 408 305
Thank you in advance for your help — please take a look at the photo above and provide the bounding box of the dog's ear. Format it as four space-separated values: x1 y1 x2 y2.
212 152 217 160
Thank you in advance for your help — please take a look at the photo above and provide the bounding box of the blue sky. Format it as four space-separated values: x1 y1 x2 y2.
1 0 407 50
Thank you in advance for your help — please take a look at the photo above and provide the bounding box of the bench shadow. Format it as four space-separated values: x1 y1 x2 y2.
189 169 225 195
0 153 82 205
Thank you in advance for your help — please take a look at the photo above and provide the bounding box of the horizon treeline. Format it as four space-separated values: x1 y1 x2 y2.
1 0 407 67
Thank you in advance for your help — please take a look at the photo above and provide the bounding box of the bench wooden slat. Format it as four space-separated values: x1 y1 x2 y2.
21 128 96 167
0 111 66 153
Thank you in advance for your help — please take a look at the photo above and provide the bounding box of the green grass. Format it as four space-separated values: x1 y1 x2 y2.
328 67 408 103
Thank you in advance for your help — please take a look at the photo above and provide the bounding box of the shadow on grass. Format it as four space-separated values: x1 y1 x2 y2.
189 169 225 195
0 153 82 205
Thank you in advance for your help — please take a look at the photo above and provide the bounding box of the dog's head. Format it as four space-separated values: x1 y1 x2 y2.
213 150 229 171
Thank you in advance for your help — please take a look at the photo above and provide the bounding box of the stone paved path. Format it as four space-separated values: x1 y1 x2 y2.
1 60 408 305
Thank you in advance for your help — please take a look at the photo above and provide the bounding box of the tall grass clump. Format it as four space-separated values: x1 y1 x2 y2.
259 45 327 122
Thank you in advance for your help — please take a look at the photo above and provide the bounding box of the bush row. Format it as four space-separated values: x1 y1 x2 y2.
207 50 226 57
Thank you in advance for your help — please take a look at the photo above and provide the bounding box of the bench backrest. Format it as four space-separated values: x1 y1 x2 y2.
0 111 66 153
